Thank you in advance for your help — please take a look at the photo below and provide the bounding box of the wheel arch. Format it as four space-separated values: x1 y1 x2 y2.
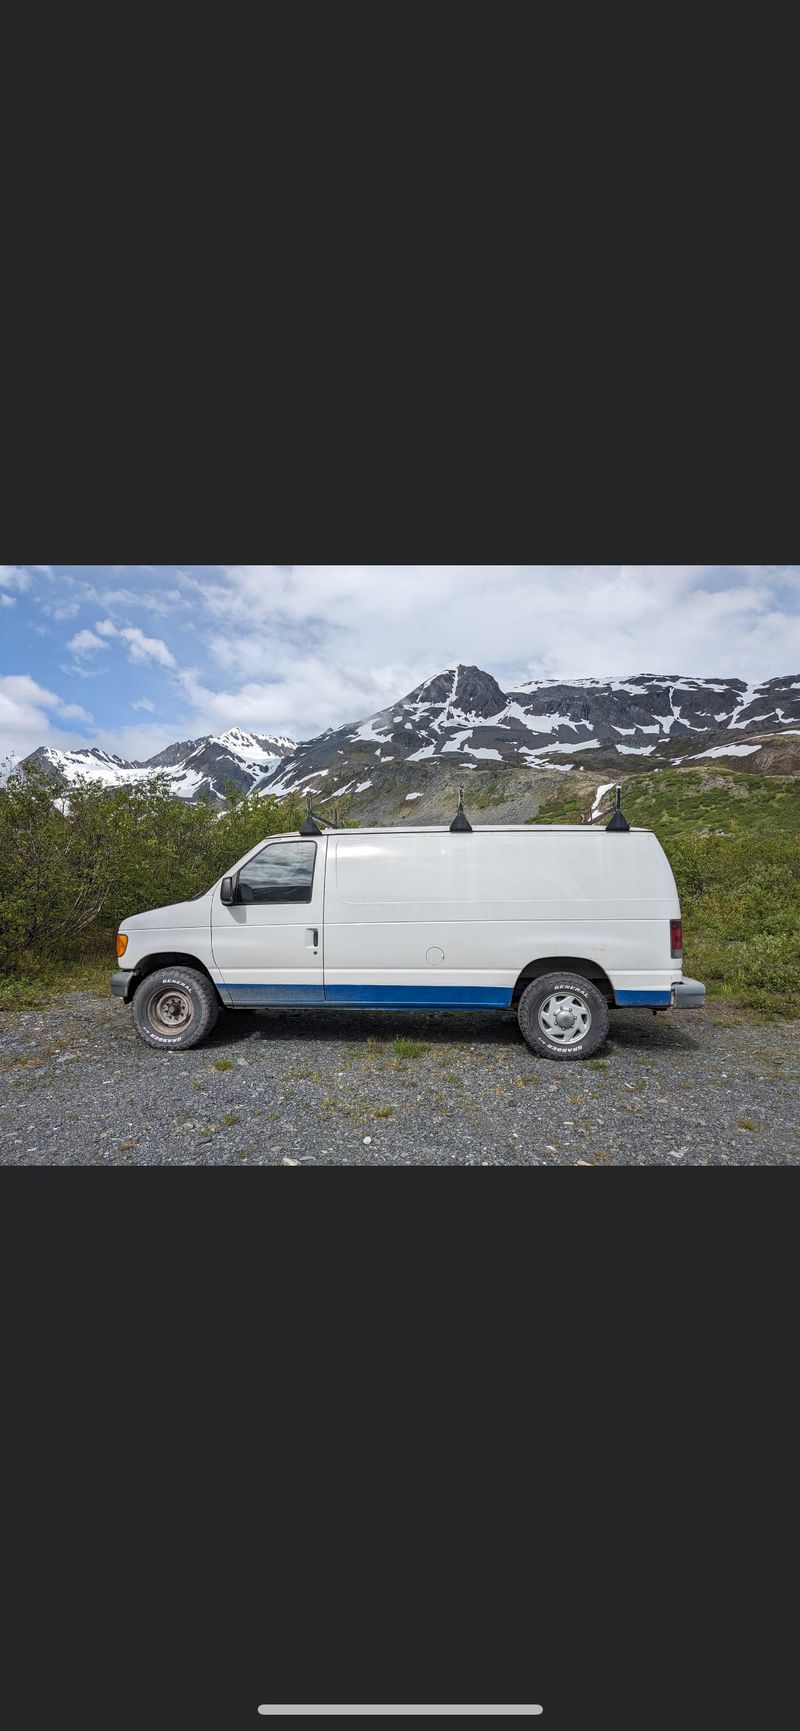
125 952 222 1001
512 957 615 1005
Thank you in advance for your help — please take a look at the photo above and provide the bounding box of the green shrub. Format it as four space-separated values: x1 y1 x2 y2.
0 759 305 987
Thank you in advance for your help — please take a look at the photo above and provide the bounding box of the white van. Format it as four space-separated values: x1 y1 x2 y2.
110 818 704 1060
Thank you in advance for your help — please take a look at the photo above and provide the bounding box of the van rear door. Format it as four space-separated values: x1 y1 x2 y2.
211 836 325 1005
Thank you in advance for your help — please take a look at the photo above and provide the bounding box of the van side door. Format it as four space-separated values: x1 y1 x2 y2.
210 836 325 1005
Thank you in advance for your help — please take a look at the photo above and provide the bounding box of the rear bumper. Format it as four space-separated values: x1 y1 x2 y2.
671 976 705 1010
110 970 135 1003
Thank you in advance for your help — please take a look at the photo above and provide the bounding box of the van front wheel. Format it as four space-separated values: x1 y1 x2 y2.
517 973 609 1061
131 966 219 1051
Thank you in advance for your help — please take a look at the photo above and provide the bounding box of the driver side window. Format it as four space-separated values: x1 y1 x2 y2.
237 841 317 905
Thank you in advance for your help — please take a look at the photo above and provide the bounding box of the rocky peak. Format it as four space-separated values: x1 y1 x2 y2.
410 664 507 718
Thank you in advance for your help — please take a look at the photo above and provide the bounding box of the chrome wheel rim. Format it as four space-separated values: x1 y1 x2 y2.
148 987 193 1034
538 991 591 1046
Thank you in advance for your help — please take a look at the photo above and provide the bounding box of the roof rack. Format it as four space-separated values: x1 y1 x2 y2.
299 793 343 836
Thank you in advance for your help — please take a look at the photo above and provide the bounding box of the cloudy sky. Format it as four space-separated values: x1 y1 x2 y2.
1 564 799 761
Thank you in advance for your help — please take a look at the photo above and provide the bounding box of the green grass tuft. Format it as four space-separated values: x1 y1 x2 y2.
393 1037 430 1060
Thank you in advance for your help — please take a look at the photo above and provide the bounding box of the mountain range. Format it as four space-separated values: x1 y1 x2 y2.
258 666 800 821
25 728 295 803
23 667 800 822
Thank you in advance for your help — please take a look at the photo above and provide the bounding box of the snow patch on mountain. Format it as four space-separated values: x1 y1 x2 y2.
350 717 394 745
214 727 294 762
591 782 616 818
689 743 763 760
727 683 765 728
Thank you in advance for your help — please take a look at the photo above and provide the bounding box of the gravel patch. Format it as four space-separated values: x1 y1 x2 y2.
1 991 798 1166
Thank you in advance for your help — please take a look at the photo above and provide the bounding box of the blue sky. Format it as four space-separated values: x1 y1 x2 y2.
1 563 799 761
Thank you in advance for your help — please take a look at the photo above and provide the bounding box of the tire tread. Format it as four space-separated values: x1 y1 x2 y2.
517 972 610 1061
131 966 219 1051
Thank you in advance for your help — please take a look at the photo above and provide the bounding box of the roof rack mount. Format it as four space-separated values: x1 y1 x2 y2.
299 793 343 835
450 787 473 832
605 785 630 832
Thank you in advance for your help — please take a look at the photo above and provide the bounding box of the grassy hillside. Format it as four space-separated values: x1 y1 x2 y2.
532 766 800 835
532 769 800 1018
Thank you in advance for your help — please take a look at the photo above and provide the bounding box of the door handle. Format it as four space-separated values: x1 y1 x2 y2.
306 927 319 951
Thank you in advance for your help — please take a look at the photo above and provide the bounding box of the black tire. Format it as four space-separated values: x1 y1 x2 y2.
517 972 610 1061
131 966 219 1051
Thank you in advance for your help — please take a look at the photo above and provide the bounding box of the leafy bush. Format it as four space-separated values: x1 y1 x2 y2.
666 833 800 1013
0 760 306 983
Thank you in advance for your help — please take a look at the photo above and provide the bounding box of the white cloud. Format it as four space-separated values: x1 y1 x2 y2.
1 593 15 608
0 668 165 763
96 586 186 616
120 627 177 669
0 673 61 708
87 722 178 761
5 566 800 760
41 599 81 620
58 702 92 722
0 565 31 597
180 565 800 737
67 628 110 657
94 620 176 668
0 674 92 761
176 658 425 744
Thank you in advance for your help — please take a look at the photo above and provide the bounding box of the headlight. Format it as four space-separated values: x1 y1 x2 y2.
116 933 128 959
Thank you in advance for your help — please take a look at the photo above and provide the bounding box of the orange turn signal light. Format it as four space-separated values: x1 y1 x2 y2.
116 933 128 959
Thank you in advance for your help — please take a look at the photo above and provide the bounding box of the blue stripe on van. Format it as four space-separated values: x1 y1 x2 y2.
222 983 513 1009
614 990 672 1006
324 984 513 1009
224 983 326 1005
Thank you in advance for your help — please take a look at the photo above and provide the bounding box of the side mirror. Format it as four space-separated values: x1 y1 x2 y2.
219 875 236 906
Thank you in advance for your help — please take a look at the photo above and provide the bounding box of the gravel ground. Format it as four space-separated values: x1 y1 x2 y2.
1 990 798 1166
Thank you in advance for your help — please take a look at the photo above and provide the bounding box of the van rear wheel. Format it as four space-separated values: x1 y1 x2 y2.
517 973 609 1061
132 966 219 1051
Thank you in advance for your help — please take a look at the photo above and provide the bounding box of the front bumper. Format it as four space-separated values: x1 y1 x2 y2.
110 970 135 1003
671 976 705 1010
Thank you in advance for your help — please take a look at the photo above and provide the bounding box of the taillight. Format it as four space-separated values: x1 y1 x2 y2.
670 918 683 958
